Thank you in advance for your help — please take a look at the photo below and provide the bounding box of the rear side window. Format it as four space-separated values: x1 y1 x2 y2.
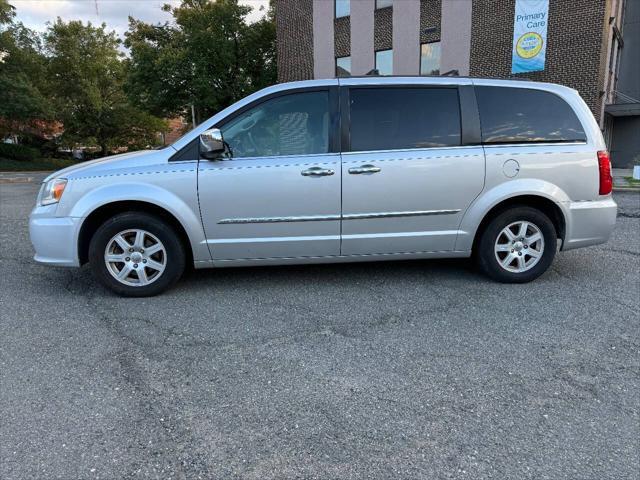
349 87 461 151
476 86 586 144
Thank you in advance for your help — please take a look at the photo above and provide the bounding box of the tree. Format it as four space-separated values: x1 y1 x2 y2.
45 19 166 154
0 0 51 137
125 0 276 124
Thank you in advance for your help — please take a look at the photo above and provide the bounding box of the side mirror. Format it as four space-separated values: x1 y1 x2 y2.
199 128 226 159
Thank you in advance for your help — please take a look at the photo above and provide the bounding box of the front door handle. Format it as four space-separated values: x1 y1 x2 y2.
301 167 335 177
348 164 381 174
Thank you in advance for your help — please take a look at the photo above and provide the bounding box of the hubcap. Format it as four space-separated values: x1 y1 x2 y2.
494 221 544 273
104 229 167 287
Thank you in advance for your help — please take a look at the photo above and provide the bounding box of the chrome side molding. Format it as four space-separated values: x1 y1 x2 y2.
342 209 461 220
218 209 461 224
218 214 341 224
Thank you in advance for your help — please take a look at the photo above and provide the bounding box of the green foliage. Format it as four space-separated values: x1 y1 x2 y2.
0 0 275 157
0 156 78 171
44 20 166 154
0 1 51 132
0 142 40 161
125 0 276 123
0 0 15 25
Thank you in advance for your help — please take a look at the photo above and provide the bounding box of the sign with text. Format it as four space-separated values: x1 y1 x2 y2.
511 0 549 74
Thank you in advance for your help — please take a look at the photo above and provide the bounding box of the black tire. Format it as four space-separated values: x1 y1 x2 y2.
476 206 557 283
88 212 186 297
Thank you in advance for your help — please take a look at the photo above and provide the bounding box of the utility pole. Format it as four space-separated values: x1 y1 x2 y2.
191 105 197 127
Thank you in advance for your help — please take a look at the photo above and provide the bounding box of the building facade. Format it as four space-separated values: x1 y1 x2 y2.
275 0 639 167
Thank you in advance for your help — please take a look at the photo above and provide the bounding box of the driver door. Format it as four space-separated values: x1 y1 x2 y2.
197 86 342 261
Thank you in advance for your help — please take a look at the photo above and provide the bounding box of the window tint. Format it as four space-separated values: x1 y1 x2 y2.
349 88 461 151
376 0 393 8
336 56 351 77
221 91 329 158
375 49 393 76
476 87 587 144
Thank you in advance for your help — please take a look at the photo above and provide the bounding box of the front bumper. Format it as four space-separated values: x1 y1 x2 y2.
29 206 82 267
562 197 617 251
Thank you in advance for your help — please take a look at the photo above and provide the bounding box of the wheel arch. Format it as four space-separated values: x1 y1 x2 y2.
78 201 194 266
466 195 567 256
456 178 572 253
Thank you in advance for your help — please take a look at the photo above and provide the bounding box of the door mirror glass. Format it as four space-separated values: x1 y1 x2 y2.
199 128 226 159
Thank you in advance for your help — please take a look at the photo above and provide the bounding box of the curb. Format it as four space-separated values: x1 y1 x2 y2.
0 177 35 184
613 187 640 193
0 170 53 174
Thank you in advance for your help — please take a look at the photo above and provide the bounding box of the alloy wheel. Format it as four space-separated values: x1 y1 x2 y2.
104 229 167 286
494 221 545 273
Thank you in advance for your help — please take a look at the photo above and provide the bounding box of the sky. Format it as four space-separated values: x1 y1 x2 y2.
11 0 270 40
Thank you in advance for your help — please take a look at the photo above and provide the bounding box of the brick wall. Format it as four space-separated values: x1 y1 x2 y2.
163 117 187 145
276 0 314 83
420 0 442 43
374 6 393 51
334 15 351 58
469 0 609 118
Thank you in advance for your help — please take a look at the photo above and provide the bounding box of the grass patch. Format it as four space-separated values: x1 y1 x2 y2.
0 157 79 172
624 176 640 186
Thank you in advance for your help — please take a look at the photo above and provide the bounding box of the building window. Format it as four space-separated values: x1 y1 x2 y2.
336 56 351 77
420 42 441 76
375 49 393 76
335 0 350 18
376 0 393 9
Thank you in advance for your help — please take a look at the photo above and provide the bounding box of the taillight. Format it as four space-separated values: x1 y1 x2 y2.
597 150 612 195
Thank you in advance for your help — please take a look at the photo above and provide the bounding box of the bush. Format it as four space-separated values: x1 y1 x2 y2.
0 142 40 161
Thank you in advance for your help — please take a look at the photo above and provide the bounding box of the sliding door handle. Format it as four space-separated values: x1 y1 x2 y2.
348 164 381 175
301 167 335 177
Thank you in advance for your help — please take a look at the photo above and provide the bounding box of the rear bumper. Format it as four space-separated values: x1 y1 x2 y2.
29 207 82 267
562 197 617 251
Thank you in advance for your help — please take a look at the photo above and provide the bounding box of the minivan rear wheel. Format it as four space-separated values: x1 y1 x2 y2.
477 206 556 283
89 212 185 296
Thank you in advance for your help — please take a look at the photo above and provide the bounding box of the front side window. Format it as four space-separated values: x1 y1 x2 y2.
375 49 393 76
420 42 441 76
376 0 393 8
335 0 350 18
336 56 351 77
475 87 587 144
220 91 329 158
349 87 461 151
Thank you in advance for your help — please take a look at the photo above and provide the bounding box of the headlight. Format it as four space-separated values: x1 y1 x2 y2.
41 178 68 206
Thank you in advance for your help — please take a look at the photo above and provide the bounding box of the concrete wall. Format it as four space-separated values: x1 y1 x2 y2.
440 0 471 75
351 0 375 75
393 0 421 75
313 0 335 79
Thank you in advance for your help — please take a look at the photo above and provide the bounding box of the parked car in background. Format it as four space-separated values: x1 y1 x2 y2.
29 77 617 296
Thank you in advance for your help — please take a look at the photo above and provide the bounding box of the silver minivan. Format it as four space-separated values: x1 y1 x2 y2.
29 77 617 296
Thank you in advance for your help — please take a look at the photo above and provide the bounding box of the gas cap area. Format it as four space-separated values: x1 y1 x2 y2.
503 159 520 178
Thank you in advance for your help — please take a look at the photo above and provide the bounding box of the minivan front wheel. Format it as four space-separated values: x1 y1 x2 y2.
89 212 185 296
477 206 556 283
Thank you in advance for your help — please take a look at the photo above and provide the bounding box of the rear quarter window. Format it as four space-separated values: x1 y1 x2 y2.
476 86 587 144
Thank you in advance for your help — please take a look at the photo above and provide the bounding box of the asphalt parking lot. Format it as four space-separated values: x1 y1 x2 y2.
1 179 639 480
